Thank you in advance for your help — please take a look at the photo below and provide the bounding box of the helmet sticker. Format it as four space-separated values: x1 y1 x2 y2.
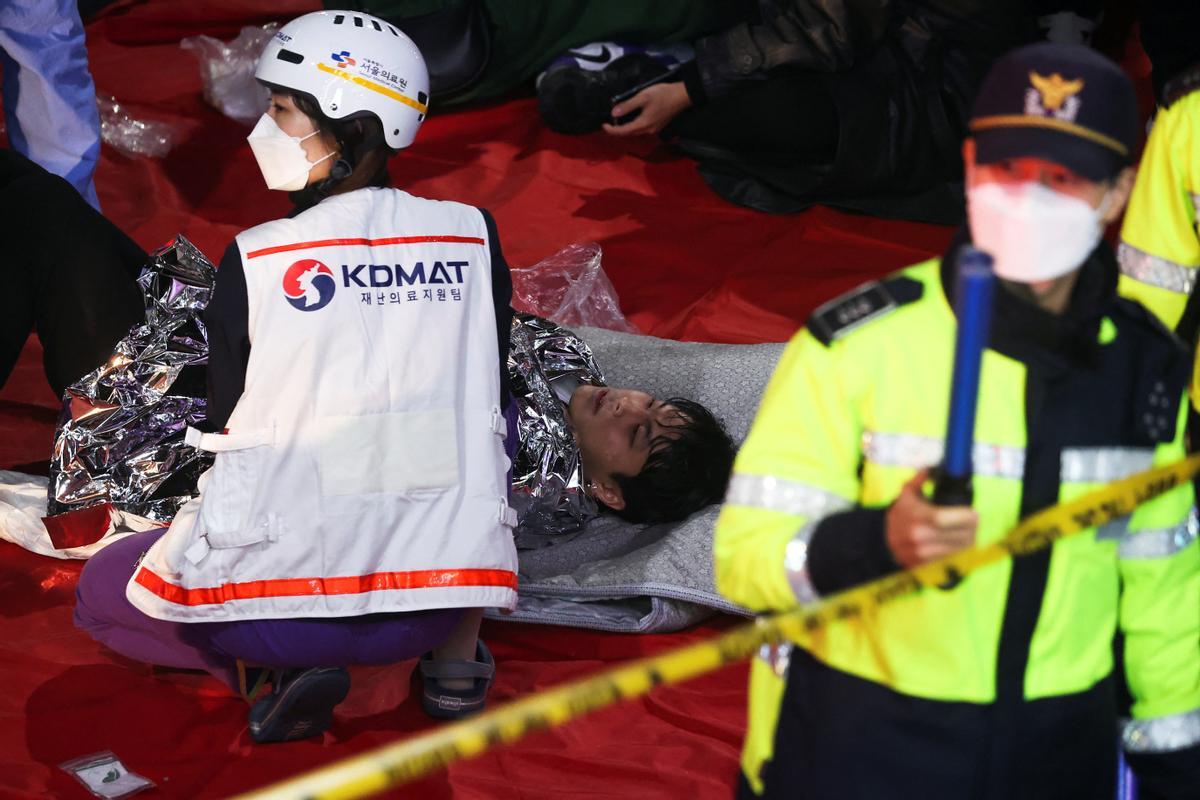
316 61 426 114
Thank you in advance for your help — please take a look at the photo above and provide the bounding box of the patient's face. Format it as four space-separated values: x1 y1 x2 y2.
567 386 682 483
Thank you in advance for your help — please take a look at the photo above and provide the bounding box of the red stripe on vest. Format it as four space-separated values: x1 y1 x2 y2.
134 566 517 606
245 235 486 259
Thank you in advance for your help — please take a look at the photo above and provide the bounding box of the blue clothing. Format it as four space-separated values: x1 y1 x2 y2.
1 0 101 209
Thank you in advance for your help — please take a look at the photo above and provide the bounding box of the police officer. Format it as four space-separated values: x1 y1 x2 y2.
715 43 1200 799
1118 61 1200 402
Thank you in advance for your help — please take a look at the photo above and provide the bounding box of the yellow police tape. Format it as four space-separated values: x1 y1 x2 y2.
233 453 1200 800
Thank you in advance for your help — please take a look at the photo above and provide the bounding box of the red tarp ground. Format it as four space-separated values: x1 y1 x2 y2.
1 2 1145 798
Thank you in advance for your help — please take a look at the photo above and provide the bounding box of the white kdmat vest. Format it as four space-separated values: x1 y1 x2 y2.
127 188 517 622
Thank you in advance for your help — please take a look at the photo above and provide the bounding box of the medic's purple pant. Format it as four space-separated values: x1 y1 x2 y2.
74 528 463 691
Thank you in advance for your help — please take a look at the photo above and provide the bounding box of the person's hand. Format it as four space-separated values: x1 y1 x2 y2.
885 470 979 569
603 82 692 137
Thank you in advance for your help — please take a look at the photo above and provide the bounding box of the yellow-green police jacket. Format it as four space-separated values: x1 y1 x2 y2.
716 255 1200 795
1118 66 1200 396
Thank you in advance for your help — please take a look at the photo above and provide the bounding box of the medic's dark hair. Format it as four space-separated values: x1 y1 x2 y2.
264 84 396 208
611 398 736 525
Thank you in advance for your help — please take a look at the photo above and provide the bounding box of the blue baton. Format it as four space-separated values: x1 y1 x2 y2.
1116 749 1138 800
932 247 995 507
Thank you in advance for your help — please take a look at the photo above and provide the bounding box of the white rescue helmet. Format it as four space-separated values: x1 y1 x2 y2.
255 10 429 150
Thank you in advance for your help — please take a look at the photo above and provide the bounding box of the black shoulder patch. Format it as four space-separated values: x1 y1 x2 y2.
1164 62 1200 109
807 277 924 346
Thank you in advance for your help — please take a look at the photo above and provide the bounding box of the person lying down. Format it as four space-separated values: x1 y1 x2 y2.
507 312 735 542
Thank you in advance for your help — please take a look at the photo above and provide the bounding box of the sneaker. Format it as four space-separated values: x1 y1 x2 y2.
537 51 678 134
537 41 693 86
247 666 351 744
419 639 495 720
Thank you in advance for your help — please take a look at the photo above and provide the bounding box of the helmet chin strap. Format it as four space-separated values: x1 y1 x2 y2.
294 128 387 206
326 128 386 182
350 128 388 165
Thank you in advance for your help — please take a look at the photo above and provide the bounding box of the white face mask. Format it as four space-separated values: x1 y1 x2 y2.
966 181 1110 284
246 113 335 192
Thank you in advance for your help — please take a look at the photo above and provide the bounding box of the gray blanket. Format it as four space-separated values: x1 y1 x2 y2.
486 326 786 632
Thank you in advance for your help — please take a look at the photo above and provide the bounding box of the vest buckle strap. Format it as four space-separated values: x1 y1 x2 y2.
183 516 280 565
184 536 211 566
184 425 277 453
490 407 507 439
498 502 518 528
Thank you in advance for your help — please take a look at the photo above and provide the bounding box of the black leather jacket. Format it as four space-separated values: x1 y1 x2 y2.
692 0 1030 101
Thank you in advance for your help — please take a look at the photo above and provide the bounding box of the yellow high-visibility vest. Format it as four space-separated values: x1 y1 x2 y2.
1117 67 1200 400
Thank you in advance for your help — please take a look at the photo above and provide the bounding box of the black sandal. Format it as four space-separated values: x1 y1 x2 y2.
418 640 495 720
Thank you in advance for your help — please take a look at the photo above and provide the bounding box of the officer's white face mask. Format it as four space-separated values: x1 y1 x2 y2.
246 113 334 192
967 181 1111 284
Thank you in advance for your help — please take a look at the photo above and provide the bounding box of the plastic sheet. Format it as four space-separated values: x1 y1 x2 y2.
97 94 180 158
511 243 638 333
0 470 158 561
181 24 278 126
0 4 971 799
48 236 216 522
59 751 155 799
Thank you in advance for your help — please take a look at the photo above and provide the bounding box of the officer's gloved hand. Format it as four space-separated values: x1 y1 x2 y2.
885 469 978 569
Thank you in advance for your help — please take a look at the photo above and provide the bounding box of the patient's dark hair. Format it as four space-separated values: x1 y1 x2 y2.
611 398 736 525
272 86 396 209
